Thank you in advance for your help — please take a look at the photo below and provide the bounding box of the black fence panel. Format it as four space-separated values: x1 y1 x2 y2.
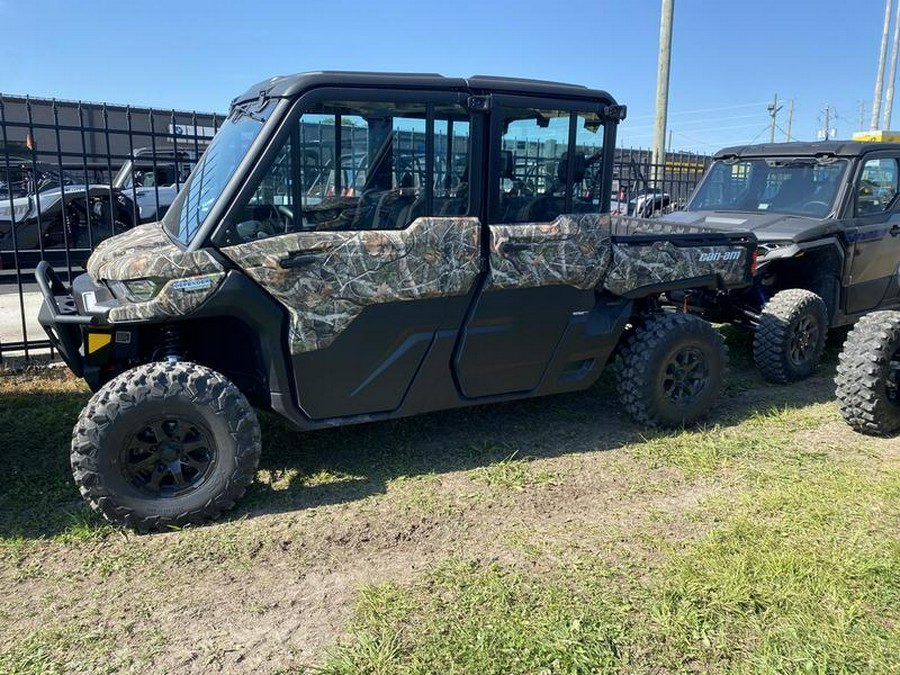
0 94 711 360
610 146 711 217
0 94 221 359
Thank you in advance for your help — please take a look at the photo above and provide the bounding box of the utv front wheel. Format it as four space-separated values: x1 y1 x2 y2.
754 288 828 384
835 311 900 436
617 313 728 427
71 362 261 530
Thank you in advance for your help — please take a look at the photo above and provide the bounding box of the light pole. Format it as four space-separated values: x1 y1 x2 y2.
652 0 674 188
872 0 893 129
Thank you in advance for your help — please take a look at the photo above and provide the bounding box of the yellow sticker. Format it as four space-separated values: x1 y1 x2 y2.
87 332 112 354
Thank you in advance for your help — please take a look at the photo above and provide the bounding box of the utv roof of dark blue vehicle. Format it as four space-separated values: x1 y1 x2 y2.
233 70 618 107
715 140 900 159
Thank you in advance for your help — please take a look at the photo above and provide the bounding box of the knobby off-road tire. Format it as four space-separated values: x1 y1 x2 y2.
753 288 828 384
71 361 261 531
835 310 900 436
617 312 728 427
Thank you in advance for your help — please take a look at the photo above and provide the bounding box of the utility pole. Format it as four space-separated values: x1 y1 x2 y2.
823 104 832 140
768 93 782 143
885 0 900 129
652 0 675 187
872 0 893 129
667 128 673 151
786 99 795 141
859 100 866 131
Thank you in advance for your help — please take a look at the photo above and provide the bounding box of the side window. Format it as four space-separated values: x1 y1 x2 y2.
495 109 571 224
491 109 604 223
225 98 471 242
573 112 605 212
240 140 293 239
433 118 470 217
857 157 899 217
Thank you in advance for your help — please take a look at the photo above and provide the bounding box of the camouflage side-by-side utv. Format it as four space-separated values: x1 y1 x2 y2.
658 142 900 383
38 72 756 530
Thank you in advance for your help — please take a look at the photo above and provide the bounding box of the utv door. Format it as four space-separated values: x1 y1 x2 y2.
846 154 900 314
454 97 619 398
219 91 481 419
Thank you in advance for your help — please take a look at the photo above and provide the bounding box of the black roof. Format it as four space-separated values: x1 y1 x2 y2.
233 70 616 107
714 140 900 159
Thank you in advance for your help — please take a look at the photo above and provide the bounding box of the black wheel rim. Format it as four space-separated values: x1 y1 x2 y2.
121 416 216 498
789 315 819 366
662 346 709 408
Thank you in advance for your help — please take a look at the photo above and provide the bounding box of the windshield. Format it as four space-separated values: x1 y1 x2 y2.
163 102 273 244
688 157 849 218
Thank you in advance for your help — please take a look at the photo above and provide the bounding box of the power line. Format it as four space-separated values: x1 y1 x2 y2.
622 112 766 133
619 121 770 145
626 101 769 120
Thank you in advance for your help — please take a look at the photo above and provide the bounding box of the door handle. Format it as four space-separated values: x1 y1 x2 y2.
890 223 900 237
278 252 326 269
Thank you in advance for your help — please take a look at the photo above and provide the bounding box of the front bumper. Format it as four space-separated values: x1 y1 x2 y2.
36 262 143 389
36 261 103 376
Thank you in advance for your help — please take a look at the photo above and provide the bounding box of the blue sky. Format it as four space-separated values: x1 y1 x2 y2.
0 0 891 153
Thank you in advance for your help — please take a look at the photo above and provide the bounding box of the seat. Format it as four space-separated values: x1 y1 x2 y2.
769 176 806 209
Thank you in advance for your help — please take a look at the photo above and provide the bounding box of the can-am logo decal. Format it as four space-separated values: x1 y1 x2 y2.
697 250 742 262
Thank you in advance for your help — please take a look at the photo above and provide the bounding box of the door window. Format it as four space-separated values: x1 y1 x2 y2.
857 157 899 216
494 110 571 224
223 99 471 242
492 108 604 223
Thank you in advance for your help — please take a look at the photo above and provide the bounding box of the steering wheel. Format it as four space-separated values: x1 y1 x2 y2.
799 200 829 212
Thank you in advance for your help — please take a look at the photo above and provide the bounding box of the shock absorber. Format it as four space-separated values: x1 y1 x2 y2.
155 325 185 363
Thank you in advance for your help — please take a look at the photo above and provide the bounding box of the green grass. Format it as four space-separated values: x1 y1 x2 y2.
1 363 898 674
0 621 161 675
320 465 899 674
651 467 900 673
319 560 632 675
319 409 900 674
470 447 560 491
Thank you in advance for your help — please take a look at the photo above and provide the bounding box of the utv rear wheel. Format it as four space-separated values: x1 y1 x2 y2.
617 313 728 427
754 289 828 383
71 362 261 531
835 311 900 436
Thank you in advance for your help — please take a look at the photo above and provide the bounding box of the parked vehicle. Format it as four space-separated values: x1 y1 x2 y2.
657 141 900 383
113 147 195 223
37 72 756 530
835 310 900 436
0 156 133 250
610 189 672 218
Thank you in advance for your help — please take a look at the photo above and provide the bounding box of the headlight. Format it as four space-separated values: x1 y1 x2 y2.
107 278 162 302
756 241 795 259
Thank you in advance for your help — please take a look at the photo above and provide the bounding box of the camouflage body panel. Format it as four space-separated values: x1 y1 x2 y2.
221 217 481 354
84 222 226 323
602 240 752 297
109 273 225 322
86 222 221 281
487 213 612 290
